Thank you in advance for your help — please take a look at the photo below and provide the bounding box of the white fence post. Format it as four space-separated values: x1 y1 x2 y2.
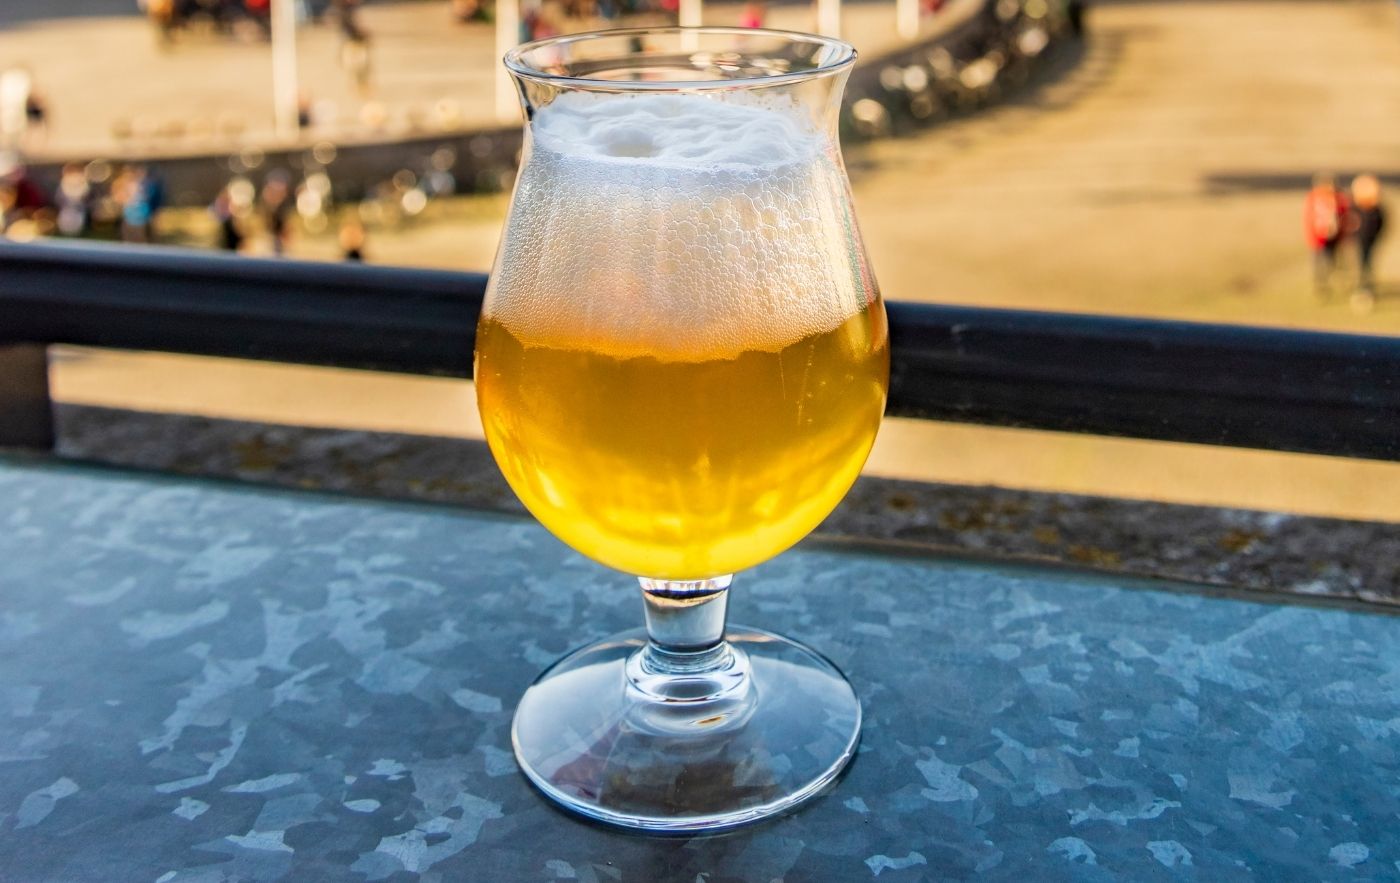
816 0 841 39
271 0 300 139
897 0 919 39
496 0 522 122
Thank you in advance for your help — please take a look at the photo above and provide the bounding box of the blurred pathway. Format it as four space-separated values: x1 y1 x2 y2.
0 0 979 160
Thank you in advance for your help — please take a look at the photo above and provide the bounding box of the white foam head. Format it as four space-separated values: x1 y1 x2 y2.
487 92 872 359
532 92 817 168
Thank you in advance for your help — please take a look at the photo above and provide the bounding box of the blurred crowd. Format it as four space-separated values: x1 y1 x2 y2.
846 0 1071 138
446 0 718 34
140 0 695 46
1304 172 1388 312
1 155 165 244
140 0 276 40
0 142 476 263
139 0 364 42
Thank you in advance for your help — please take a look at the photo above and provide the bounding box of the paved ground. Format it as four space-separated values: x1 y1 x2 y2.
0 0 972 158
41 0 1400 522
853 0 1400 335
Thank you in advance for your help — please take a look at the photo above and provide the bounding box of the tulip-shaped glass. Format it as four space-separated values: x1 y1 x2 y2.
476 26 889 832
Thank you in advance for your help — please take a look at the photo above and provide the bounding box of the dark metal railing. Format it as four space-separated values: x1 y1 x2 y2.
3 239 1399 460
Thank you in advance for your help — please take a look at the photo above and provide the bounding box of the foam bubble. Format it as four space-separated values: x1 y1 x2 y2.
532 92 818 168
486 93 874 359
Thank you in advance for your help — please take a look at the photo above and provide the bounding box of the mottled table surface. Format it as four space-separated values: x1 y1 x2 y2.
2 459 1398 882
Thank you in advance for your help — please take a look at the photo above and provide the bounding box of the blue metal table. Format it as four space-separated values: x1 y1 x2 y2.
1 459 1397 881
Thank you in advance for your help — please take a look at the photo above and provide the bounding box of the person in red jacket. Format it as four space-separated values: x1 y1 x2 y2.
1304 172 1351 296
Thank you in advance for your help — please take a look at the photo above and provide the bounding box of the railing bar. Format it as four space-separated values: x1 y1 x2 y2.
3 240 1397 461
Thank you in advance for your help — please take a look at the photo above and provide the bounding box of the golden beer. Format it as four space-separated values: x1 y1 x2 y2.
476 307 888 579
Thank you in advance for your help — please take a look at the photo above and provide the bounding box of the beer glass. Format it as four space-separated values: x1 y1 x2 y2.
476 27 888 832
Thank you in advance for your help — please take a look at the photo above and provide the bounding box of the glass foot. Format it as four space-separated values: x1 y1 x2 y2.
511 626 861 833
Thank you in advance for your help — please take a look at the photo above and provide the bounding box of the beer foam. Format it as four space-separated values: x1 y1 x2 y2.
532 92 818 169
487 93 875 359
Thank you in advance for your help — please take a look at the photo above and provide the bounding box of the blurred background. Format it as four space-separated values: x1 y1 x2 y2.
4 0 1400 521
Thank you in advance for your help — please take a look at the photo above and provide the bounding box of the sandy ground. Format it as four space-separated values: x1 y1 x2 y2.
0 0 972 157
34 0 1400 522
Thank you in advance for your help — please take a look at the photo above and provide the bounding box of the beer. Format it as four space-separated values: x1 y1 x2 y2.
476 92 888 579
477 308 885 578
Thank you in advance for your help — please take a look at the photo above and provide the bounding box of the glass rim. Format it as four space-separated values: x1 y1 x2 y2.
503 26 858 92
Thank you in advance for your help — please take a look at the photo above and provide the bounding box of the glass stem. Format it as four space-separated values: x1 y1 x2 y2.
637 575 733 673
